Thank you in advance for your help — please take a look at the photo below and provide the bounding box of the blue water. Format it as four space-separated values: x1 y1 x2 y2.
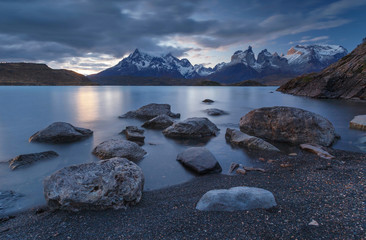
0 86 365 214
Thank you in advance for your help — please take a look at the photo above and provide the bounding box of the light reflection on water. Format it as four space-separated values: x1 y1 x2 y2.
0 86 365 214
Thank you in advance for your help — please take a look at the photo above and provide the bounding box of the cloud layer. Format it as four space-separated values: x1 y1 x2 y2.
0 0 365 74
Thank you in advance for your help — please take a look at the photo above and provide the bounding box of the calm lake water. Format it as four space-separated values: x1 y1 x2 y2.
0 86 365 214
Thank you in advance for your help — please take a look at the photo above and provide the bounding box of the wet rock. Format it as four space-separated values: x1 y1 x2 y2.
9 151 59 170
0 191 23 213
202 99 214 103
163 117 219 138
93 139 146 161
229 162 239 173
29 122 93 143
300 143 335 159
121 126 145 146
141 114 174 129
350 115 366 131
205 108 227 116
119 103 180 120
240 106 336 146
225 128 280 152
236 168 247 175
176 147 222 174
43 157 144 211
196 186 277 211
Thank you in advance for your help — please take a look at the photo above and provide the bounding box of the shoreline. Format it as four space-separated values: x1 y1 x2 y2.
1 148 365 239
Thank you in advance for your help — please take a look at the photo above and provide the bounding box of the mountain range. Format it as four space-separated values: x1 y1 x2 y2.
90 44 348 85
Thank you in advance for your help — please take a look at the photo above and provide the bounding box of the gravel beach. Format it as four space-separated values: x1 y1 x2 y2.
0 148 365 240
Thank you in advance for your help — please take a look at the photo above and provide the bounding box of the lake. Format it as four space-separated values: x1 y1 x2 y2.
0 86 365 214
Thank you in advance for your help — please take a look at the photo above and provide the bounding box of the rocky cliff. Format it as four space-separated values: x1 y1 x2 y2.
277 41 366 100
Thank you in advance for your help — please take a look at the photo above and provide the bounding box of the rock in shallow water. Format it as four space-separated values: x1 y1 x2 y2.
205 108 227 116
43 158 144 211
202 99 214 103
163 117 219 138
225 128 280 152
29 122 93 143
119 103 180 120
141 114 175 129
93 139 146 161
121 126 145 146
300 143 335 159
350 115 366 131
177 147 222 174
196 186 276 211
240 106 336 146
9 151 59 170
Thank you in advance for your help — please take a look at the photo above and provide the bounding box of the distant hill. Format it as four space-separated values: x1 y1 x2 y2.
277 40 366 100
0 63 96 86
230 80 265 86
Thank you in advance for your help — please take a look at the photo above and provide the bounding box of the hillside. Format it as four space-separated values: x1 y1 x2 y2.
277 41 366 100
0 63 96 86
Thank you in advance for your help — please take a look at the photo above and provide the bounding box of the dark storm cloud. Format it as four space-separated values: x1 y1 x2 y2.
0 0 364 64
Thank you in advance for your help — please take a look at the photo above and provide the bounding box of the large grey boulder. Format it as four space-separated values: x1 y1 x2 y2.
141 114 175 129
240 106 336 146
93 139 146 161
121 126 145 146
44 158 144 211
196 186 277 211
205 108 227 116
176 147 222 174
9 151 59 170
163 117 219 138
29 122 93 143
119 103 180 120
225 128 280 152
350 115 366 131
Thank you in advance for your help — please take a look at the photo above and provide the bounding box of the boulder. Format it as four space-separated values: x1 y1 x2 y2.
29 122 93 143
225 128 280 152
196 186 276 211
205 108 227 116
119 103 180 120
176 147 222 174
202 99 214 103
121 126 145 146
93 139 146 161
163 117 219 138
240 106 336 146
300 143 335 159
9 151 59 170
43 157 144 211
141 114 174 129
350 115 366 131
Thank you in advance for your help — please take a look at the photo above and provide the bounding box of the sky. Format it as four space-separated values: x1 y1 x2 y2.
0 0 365 75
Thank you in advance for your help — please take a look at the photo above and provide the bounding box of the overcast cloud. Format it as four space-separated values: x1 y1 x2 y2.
0 0 365 74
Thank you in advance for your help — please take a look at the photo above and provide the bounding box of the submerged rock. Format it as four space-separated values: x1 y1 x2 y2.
176 147 222 174
93 139 146 161
141 114 175 129
202 99 214 103
225 128 280 152
43 157 144 211
163 117 219 138
205 108 227 116
196 186 277 211
240 106 336 146
350 115 366 131
119 103 180 120
9 151 59 170
121 126 145 146
29 122 93 143
0 190 23 213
